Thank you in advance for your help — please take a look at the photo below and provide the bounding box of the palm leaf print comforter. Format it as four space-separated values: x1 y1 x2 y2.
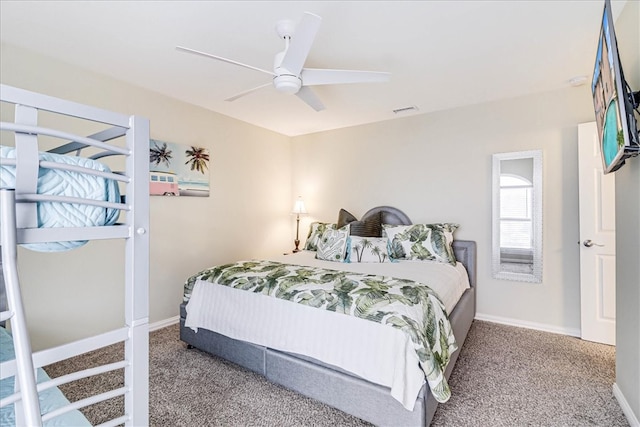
184 260 458 403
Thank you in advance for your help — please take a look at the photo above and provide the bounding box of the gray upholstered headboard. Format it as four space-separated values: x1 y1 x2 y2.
359 206 476 288
452 240 477 288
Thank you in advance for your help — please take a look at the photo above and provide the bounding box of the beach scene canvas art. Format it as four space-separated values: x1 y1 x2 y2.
149 140 210 197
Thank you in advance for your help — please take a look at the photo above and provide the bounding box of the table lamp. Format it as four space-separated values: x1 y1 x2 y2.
292 196 307 252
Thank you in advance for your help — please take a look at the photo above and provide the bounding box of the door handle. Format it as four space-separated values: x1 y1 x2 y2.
583 239 604 248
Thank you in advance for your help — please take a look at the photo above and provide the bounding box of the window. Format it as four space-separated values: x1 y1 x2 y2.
499 174 532 249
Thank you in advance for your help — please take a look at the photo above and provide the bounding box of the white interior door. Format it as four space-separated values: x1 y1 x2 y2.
578 121 616 345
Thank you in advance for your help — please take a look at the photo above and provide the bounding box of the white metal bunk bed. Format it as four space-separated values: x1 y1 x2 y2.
0 84 149 426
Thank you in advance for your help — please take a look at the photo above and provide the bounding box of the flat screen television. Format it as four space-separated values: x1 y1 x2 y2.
591 0 640 174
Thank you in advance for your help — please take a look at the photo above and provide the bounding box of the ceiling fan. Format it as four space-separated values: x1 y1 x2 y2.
176 12 391 112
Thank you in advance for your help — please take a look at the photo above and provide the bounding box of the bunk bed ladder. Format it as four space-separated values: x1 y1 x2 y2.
123 114 150 427
0 189 42 427
0 84 150 426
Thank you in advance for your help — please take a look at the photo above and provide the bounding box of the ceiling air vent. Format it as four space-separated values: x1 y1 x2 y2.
392 105 419 114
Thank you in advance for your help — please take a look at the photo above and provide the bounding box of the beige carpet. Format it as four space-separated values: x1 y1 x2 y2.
45 320 629 426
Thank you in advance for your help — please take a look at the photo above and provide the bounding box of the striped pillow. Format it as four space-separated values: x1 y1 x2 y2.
337 208 382 237
351 214 382 237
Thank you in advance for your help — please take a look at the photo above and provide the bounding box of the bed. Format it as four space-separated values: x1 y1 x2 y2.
0 84 149 426
180 206 476 426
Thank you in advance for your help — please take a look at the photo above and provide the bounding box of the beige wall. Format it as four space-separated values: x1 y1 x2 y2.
613 0 640 422
1 44 293 350
292 85 594 334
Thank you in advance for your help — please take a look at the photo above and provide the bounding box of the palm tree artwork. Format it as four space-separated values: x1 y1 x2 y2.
185 146 210 174
149 141 173 167
370 244 388 263
149 139 210 197
353 238 388 263
353 238 374 262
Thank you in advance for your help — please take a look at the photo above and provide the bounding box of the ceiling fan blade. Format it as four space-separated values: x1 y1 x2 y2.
225 82 273 102
295 86 325 112
176 46 275 76
301 68 391 86
279 12 322 75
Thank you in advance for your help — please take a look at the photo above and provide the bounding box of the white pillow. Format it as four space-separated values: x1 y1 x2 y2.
347 236 391 263
315 224 350 262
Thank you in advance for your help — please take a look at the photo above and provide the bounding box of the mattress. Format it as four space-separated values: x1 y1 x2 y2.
0 146 121 252
184 251 471 410
0 327 91 426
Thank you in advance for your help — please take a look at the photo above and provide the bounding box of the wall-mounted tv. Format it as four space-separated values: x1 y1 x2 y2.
591 0 640 174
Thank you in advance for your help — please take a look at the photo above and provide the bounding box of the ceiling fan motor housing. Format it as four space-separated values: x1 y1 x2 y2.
273 50 301 94
273 74 302 94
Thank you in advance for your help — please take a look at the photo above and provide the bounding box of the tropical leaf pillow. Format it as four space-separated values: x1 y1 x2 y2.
347 236 392 263
383 223 459 265
304 222 336 251
316 224 350 262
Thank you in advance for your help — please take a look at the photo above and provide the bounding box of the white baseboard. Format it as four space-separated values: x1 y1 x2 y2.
613 383 640 427
474 313 581 337
149 315 179 332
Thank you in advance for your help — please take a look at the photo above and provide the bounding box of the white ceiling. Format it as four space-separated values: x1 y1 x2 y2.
0 1 625 137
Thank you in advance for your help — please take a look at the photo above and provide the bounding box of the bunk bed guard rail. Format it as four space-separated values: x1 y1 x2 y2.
0 84 150 427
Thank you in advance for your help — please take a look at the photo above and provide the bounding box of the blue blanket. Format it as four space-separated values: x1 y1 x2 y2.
0 327 91 426
0 146 120 252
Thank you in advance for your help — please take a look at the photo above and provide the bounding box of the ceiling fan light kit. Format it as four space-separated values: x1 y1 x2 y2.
273 75 303 94
176 11 390 111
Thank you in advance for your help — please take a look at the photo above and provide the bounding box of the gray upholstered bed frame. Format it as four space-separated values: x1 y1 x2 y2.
179 207 476 426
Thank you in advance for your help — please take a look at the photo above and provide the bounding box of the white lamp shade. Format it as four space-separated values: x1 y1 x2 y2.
292 197 307 215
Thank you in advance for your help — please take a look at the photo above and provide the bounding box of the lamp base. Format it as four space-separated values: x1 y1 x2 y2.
293 239 301 252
